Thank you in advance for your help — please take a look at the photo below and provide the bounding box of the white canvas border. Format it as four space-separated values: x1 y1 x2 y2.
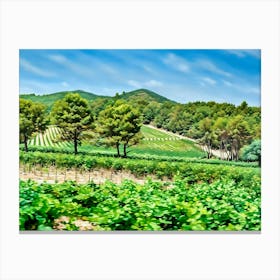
0 1 280 280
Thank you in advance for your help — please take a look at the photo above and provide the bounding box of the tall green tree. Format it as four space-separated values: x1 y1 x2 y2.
198 117 214 159
241 139 261 166
20 99 48 152
51 93 93 154
213 117 231 160
227 115 251 160
97 100 142 157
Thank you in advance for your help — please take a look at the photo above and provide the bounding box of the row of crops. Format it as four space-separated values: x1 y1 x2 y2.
19 146 258 168
20 178 261 231
26 124 207 159
19 147 261 231
28 126 70 148
19 151 261 184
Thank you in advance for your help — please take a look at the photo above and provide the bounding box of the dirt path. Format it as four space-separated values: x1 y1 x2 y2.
145 124 196 142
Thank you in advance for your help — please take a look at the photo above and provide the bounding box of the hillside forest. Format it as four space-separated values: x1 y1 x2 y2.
20 89 261 164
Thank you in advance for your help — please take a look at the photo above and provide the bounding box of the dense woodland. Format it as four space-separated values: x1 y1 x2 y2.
20 89 261 164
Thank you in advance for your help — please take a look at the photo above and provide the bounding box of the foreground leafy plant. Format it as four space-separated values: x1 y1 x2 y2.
19 178 261 231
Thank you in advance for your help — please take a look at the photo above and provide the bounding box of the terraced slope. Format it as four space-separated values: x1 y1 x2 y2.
28 126 71 148
27 125 205 158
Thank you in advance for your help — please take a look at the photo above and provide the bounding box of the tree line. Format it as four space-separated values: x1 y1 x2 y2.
20 93 142 157
19 92 261 164
121 95 261 164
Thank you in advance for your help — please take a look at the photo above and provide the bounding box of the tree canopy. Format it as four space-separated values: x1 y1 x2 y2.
241 140 261 166
97 100 143 157
20 98 48 152
51 93 93 154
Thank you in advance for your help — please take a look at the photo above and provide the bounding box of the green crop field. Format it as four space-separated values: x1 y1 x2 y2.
141 125 180 139
27 125 205 158
28 126 71 148
19 177 261 231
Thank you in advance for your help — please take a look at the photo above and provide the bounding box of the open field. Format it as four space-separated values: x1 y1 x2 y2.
28 125 71 148
27 125 205 158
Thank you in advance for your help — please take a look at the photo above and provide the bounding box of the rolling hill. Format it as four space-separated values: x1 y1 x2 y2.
20 88 176 111
118 88 174 104
20 90 108 111
25 124 204 159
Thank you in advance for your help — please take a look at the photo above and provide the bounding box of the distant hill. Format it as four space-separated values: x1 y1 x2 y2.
20 90 108 111
20 89 175 111
118 89 174 104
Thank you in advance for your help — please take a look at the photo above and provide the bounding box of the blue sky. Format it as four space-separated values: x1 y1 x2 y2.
19 49 261 106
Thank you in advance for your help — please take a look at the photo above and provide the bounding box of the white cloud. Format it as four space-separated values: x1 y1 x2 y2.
163 53 190 73
48 54 67 63
127 80 141 88
226 50 260 58
61 81 69 87
202 77 216 85
243 86 260 94
143 65 154 74
20 58 55 77
196 59 232 77
127 79 163 89
222 80 260 95
48 54 94 77
145 80 163 88
21 79 51 93
98 63 118 76
222 80 233 87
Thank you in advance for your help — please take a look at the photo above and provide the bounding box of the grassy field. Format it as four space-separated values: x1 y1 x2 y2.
27 125 205 158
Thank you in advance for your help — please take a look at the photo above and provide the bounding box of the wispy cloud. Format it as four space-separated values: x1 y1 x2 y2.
145 80 163 88
61 81 69 87
226 50 260 58
201 77 217 85
20 58 55 77
222 80 233 87
127 79 163 89
163 53 190 73
196 59 232 77
20 49 260 105
142 65 157 75
48 54 95 78
21 79 52 93
222 79 259 95
99 64 118 75
127 80 141 88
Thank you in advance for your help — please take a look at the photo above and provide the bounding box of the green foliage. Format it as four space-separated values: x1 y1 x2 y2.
51 93 93 154
20 90 107 112
19 178 261 231
97 100 143 157
20 91 261 163
19 98 48 152
20 89 172 112
19 145 259 168
119 88 173 104
24 124 206 159
153 101 260 159
19 150 260 182
241 140 261 166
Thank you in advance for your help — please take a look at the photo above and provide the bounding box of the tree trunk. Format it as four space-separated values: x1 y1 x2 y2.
116 143 120 157
24 134 28 152
123 143 127 158
74 137 78 154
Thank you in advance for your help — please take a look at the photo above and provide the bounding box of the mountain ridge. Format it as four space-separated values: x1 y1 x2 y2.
20 88 176 110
